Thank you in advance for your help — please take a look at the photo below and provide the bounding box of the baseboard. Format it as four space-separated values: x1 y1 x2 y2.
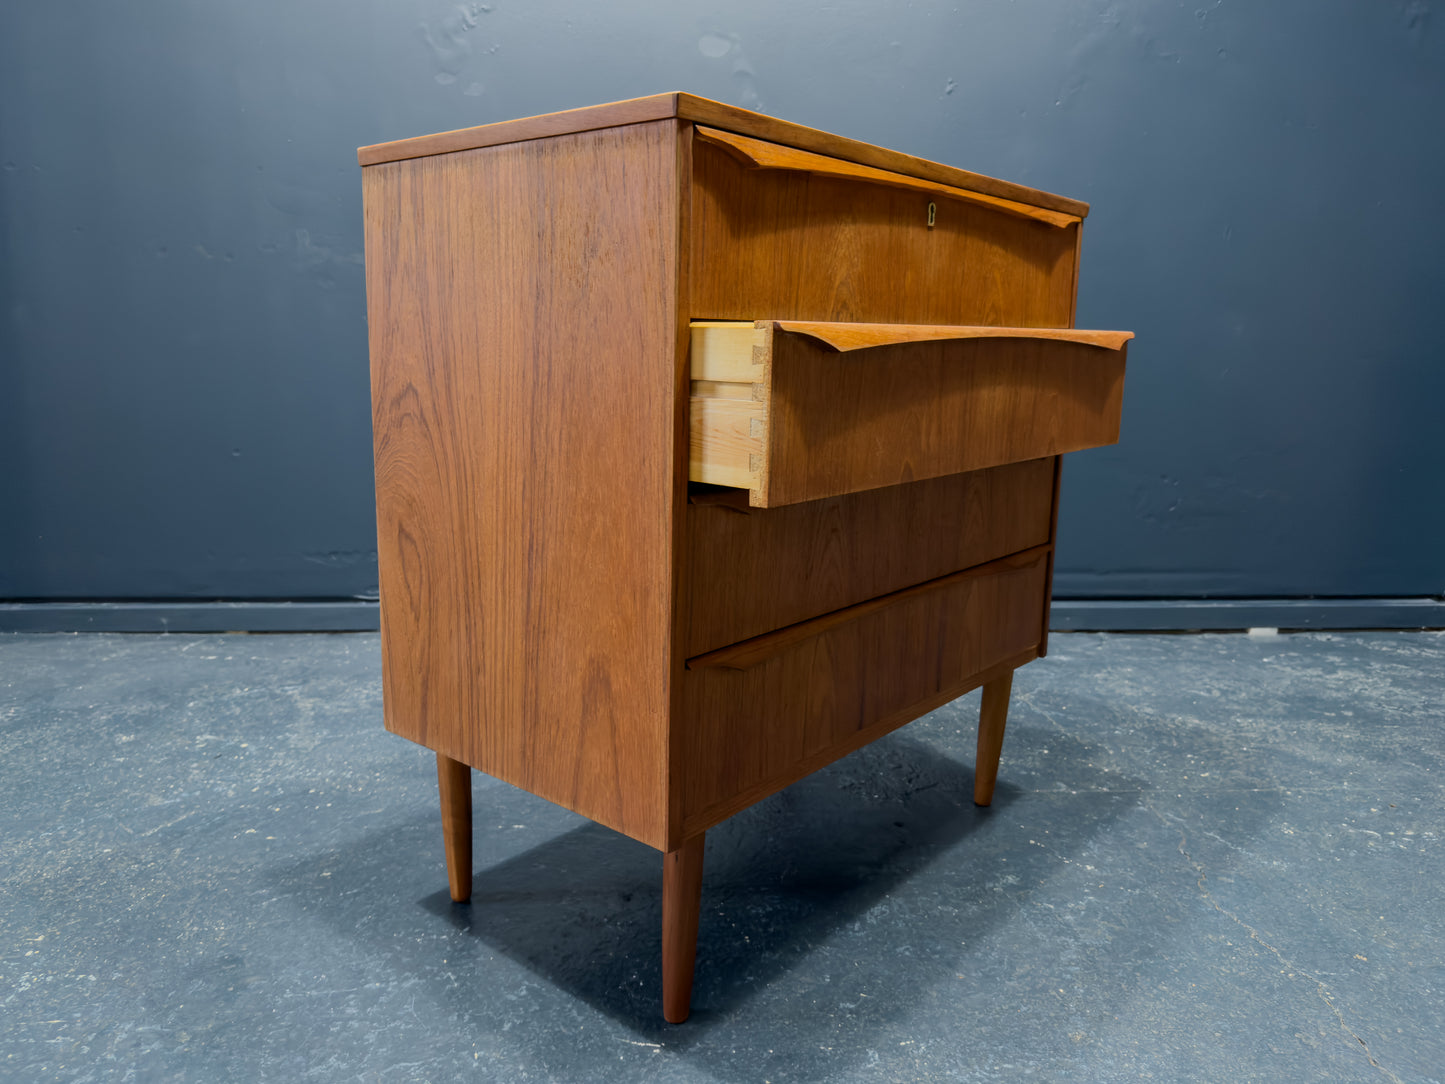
0 600 382 633
1050 597 1445 632
3 597 1442 635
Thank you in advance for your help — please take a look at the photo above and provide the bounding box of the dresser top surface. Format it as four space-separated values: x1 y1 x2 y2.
356 92 1089 219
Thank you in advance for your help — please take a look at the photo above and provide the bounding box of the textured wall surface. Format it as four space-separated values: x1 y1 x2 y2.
2 1 1442 601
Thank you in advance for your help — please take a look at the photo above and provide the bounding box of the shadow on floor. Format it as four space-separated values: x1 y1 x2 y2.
276 721 1151 1079
424 734 1027 1027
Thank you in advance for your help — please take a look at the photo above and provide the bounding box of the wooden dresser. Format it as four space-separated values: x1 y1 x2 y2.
358 93 1131 1023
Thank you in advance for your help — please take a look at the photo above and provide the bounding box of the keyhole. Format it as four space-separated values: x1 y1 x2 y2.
927 202 936 229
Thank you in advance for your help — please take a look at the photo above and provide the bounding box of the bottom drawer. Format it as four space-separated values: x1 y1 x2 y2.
678 546 1048 835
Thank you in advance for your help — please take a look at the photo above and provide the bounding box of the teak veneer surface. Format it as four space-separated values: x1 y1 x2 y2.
693 127 1080 229
437 754 473 902
679 549 1049 835
762 333 1125 507
688 546 1050 671
772 322 1133 353
690 137 1079 328
684 459 1055 657
365 121 679 849
358 93 1089 219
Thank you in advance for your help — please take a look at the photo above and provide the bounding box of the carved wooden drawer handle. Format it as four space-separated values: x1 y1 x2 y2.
695 126 1081 229
770 321 1133 353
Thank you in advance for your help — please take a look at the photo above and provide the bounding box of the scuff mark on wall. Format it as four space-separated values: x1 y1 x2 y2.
302 551 377 568
293 229 362 290
697 33 731 58
294 229 362 271
420 3 495 89
696 30 762 110
1402 0 1430 45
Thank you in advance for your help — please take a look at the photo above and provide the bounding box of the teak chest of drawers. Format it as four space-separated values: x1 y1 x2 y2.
359 93 1132 1023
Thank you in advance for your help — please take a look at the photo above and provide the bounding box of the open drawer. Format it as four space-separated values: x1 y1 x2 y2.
689 320 1132 507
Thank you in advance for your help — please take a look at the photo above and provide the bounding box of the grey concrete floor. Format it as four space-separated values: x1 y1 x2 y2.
1 631 1441 1083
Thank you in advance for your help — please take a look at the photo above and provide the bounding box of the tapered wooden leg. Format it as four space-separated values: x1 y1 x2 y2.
662 832 706 1024
974 670 1015 807
436 753 472 902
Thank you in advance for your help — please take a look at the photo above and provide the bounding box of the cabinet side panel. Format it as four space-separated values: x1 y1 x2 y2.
364 122 677 848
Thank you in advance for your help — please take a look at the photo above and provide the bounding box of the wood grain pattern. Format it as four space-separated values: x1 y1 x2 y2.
684 463 1054 656
690 138 1079 328
1045 218 1087 656
689 397 765 491
365 121 679 850
690 321 768 380
687 323 1126 506
695 127 1079 228
771 321 1132 353
661 833 706 1023
688 320 771 494
358 92 1089 218
1037 454 1064 658
678 649 1037 841
678 549 1049 835
437 753 472 902
664 120 696 858
761 331 1127 507
677 96 1088 217
688 546 1050 671
973 671 1014 807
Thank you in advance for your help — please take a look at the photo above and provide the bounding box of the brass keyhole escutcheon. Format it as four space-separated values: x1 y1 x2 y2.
927 202 936 229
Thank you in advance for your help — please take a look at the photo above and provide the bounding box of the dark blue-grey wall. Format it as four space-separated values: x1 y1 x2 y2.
3 1 1442 611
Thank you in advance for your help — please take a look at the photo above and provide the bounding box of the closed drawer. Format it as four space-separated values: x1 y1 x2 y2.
690 127 1080 327
690 320 1131 507
678 546 1050 834
685 457 1054 657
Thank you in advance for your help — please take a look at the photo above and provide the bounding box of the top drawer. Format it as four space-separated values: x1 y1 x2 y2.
690 127 1080 327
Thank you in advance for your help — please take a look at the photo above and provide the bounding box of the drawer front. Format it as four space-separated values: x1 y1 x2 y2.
679 548 1049 834
690 321 1130 507
690 129 1079 327
685 458 1055 657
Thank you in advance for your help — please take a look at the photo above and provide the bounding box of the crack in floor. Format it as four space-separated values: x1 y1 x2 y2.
1021 696 1403 1081
1159 807 1403 1084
